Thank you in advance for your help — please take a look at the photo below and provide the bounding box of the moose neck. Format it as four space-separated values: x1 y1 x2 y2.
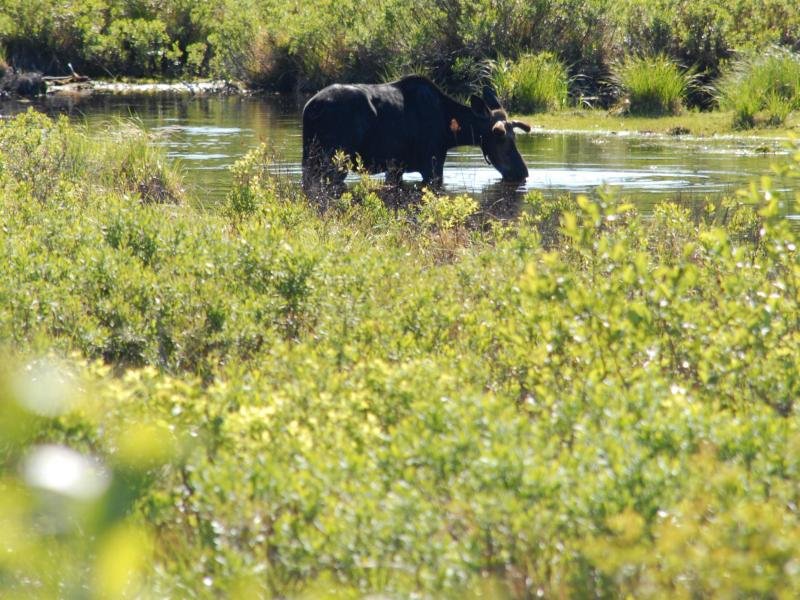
445 102 485 150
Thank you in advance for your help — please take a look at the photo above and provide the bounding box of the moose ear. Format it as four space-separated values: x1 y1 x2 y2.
470 95 490 117
510 120 531 132
482 85 502 110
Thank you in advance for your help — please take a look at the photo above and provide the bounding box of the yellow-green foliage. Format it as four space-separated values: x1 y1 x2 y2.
2 112 800 597
0 110 183 204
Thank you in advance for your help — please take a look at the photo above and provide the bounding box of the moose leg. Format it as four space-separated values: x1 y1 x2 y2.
420 153 445 188
302 144 348 203
302 138 327 193
385 162 404 186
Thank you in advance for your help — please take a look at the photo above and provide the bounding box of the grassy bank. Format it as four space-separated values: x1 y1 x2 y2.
518 109 800 138
2 111 800 597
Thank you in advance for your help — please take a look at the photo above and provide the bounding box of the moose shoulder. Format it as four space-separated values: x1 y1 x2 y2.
301 75 530 191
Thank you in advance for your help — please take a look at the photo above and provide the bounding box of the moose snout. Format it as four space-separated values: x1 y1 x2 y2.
502 162 529 183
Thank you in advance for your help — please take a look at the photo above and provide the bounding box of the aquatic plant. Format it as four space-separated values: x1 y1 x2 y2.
716 47 800 128
0 110 183 204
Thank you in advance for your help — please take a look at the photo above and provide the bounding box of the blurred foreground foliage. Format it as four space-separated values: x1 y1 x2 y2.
2 112 800 597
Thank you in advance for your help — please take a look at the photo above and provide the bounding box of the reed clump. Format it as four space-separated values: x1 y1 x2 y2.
490 52 570 113
610 55 695 115
716 47 800 129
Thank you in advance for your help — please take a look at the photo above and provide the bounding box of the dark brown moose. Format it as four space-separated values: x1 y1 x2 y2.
301 75 530 191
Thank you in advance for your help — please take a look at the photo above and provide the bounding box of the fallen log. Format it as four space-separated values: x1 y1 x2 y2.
42 74 90 85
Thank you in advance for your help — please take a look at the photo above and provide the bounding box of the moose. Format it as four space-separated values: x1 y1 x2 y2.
301 75 530 192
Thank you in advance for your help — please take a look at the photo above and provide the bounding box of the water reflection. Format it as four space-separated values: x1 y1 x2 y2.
477 181 528 221
0 92 792 208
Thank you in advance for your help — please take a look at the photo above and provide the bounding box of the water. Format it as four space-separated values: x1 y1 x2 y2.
1 93 793 209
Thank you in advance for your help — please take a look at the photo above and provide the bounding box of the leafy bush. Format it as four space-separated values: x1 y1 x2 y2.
88 18 172 76
611 54 694 115
3 110 800 598
716 47 800 128
490 52 570 113
619 2 732 74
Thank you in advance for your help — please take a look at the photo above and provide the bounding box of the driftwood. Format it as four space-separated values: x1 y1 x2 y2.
0 63 89 97
42 74 90 85
43 63 90 85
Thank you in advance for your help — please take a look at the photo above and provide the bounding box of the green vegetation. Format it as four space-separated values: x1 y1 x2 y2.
0 111 182 205
716 47 800 129
610 55 694 115
490 52 569 113
0 0 799 98
510 108 800 138
3 0 800 131
2 111 800 597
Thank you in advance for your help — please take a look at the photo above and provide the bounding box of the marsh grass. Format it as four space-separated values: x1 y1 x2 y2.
0 111 184 204
611 55 695 115
97 121 184 203
716 47 800 129
489 53 569 113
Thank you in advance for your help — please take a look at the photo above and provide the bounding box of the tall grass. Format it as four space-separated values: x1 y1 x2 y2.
489 52 569 113
96 120 184 204
611 55 694 115
0 110 183 204
716 47 800 129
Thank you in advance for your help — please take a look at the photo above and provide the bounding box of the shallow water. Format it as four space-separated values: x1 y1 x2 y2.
1 93 794 210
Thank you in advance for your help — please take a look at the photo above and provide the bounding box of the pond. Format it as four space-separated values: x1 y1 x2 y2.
1 92 794 211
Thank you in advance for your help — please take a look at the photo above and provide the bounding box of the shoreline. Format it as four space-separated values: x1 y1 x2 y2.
5 80 799 143
516 109 800 140
45 78 246 96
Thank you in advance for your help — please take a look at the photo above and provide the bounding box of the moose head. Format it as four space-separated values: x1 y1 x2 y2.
469 86 530 182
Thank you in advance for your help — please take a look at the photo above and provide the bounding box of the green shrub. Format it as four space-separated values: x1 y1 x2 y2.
619 2 733 76
490 52 570 113
417 189 478 230
716 47 800 128
611 54 694 115
4 100 800 599
88 18 171 75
